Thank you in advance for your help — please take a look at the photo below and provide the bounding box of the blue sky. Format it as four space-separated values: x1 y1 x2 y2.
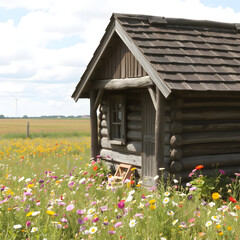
0 0 239 117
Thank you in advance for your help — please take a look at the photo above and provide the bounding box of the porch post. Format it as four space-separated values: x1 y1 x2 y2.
155 88 165 174
90 89 99 159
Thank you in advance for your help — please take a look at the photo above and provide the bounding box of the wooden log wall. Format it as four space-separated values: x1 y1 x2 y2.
169 96 240 182
99 94 142 168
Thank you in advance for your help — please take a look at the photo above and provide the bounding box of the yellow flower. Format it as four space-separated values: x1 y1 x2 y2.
227 226 232 231
150 204 156 210
149 199 156 204
46 210 56 216
212 192 220 200
218 231 223 236
131 167 136 171
216 224 221 229
27 184 34 188
26 212 33 217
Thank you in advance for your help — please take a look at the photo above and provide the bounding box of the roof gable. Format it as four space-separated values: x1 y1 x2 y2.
72 13 240 101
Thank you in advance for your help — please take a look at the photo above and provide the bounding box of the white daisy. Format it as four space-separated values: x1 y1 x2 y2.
167 210 174 216
163 197 169 204
211 215 220 222
129 219 136 227
172 219 178 225
154 175 159 180
164 192 170 196
31 227 38 233
87 208 95 215
13 224 22 229
205 221 212 227
89 226 97 234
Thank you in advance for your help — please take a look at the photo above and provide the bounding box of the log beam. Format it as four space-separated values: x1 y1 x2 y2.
93 76 153 90
155 89 165 174
90 90 99 159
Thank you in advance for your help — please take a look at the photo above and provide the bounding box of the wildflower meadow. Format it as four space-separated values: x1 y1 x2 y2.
0 135 240 239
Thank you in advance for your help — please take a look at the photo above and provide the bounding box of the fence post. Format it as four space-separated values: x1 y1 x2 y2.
26 122 30 138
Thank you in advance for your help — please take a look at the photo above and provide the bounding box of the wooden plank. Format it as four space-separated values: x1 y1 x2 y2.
127 112 142 121
93 89 104 112
115 21 171 98
100 137 142 153
172 109 240 121
100 149 141 167
93 76 153 90
182 142 240 157
148 86 157 110
155 89 166 172
127 122 142 130
90 90 99 159
127 130 142 141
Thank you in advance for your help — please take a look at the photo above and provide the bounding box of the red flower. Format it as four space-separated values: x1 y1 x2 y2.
195 165 204 170
229 196 237 203
93 166 98 171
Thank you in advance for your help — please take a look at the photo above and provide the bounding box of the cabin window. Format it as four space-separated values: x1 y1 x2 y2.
109 95 126 144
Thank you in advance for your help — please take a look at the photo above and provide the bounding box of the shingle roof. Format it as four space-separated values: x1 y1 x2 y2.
72 13 240 101
114 13 240 92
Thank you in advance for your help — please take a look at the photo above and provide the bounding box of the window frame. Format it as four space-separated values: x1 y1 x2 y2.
107 94 126 145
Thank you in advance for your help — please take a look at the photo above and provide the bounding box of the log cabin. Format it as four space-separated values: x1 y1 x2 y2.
72 13 240 186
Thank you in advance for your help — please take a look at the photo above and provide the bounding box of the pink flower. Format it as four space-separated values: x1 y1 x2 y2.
114 222 122 228
117 200 125 209
188 172 194 177
26 221 31 227
188 218 195 223
76 209 85 215
219 169 226 175
61 217 68 223
66 204 75 211
58 202 66 206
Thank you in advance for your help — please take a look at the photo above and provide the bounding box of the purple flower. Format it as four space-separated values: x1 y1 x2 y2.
100 206 108 212
108 231 116 235
61 218 68 223
76 209 85 215
58 202 66 206
78 218 84 225
38 180 44 183
68 182 75 187
188 194 193 200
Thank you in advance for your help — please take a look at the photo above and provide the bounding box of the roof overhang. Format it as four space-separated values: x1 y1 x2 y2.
72 14 172 101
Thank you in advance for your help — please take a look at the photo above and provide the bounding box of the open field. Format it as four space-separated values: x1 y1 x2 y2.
0 119 90 138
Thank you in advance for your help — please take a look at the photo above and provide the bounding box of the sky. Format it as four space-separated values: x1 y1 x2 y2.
0 0 240 117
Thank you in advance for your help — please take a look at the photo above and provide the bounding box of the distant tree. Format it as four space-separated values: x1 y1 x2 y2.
0 114 5 119
22 115 28 119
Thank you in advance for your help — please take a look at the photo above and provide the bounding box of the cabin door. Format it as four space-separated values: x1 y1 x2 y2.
142 93 156 186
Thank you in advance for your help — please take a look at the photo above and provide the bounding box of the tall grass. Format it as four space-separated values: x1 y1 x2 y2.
0 137 240 239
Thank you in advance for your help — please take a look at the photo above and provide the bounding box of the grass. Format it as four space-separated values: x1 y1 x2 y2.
0 119 90 138
0 120 240 239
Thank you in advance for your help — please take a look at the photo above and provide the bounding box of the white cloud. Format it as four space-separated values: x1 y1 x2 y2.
0 0 240 116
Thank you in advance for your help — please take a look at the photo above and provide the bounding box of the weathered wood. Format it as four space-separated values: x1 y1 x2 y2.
164 145 171 157
90 90 99 159
170 148 183 160
170 161 183 173
100 137 142 153
171 122 183 134
182 100 240 108
181 153 240 170
127 104 141 112
94 89 104 112
155 89 165 172
127 130 142 141
100 105 107 114
100 128 108 137
165 123 171 133
148 86 157 110
172 98 184 109
127 112 142 121
101 114 107 120
100 120 107 128
183 122 240 133
171 131 240 146
93 76 153 90
100 149 141 167
127 122 142 130
182 142 240 157
172 109 240 121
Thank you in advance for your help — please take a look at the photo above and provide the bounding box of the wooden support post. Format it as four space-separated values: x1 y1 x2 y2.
94 89 104 112
155 89 165 174
90 90 99 159
26 122 30 138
